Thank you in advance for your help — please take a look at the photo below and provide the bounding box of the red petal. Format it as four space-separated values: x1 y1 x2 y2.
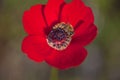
44 0 65 27
72 24 98 47
45 44 87 69
61 0 91 27
22 4 46 36
22 35 51 62
74 8 94 37
27 52 44 62
60 0 96 47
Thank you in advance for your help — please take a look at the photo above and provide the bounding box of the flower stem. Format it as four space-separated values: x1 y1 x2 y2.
50 68 59 80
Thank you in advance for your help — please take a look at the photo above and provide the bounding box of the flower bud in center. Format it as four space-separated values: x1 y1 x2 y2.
46 22 74 51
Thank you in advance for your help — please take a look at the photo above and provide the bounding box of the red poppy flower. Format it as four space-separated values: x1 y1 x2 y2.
22 0 98 69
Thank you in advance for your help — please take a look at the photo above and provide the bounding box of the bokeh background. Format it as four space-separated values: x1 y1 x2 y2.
0 0 120 80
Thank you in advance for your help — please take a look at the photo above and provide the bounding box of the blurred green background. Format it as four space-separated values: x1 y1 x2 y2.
0 0 120 80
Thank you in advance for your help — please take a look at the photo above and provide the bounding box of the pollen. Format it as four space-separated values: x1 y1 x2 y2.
46 22 74 51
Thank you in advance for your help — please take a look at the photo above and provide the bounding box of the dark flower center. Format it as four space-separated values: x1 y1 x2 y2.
47 28 67 42
46 22 74 51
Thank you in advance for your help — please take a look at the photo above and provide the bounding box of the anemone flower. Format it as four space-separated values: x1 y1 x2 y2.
22 0 98 69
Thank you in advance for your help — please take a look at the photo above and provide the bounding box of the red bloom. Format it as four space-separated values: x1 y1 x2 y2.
22 0 98 69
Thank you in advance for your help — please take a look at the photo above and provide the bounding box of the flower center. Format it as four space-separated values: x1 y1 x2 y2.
46 22 74 51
